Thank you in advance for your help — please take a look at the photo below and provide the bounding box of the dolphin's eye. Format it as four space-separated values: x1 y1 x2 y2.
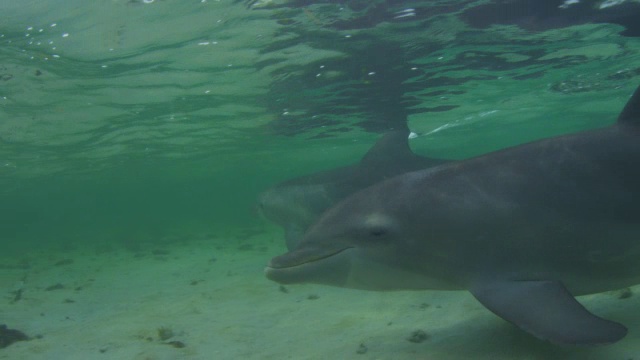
369 227 388 237
361 213 394 240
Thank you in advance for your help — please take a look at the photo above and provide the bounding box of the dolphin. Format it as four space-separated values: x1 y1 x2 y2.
257 130 449 250
265 84 640 345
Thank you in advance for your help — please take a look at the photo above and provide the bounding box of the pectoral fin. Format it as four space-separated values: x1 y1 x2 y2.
470 280 627 345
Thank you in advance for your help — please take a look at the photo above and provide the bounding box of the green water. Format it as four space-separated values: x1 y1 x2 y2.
0 1 639 248
1 0 640 358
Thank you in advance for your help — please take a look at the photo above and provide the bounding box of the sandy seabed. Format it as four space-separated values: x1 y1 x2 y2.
1 228 640 360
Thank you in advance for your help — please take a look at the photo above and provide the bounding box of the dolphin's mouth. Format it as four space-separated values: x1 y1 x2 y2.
267 246 353 269
264 247 354 285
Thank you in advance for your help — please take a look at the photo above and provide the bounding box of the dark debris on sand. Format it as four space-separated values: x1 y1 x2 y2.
407 330 429 343
0 325 29 348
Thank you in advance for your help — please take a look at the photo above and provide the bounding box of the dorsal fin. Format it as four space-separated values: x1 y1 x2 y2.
618 84 640 125
360 130 415 166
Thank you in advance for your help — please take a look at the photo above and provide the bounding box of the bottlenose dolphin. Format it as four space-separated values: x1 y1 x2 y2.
266 84 640 345
258 130 448 250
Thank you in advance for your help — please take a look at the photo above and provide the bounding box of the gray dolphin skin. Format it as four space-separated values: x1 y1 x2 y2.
265 84 640 345
258 130 448 250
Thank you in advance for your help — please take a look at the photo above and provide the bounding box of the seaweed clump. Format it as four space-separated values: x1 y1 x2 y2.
157 326 174 341
155 326 186 348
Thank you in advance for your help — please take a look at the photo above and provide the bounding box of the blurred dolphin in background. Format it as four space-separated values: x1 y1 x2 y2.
258 130 449 249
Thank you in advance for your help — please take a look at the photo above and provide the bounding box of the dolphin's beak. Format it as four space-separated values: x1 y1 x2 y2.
265 247 354 286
